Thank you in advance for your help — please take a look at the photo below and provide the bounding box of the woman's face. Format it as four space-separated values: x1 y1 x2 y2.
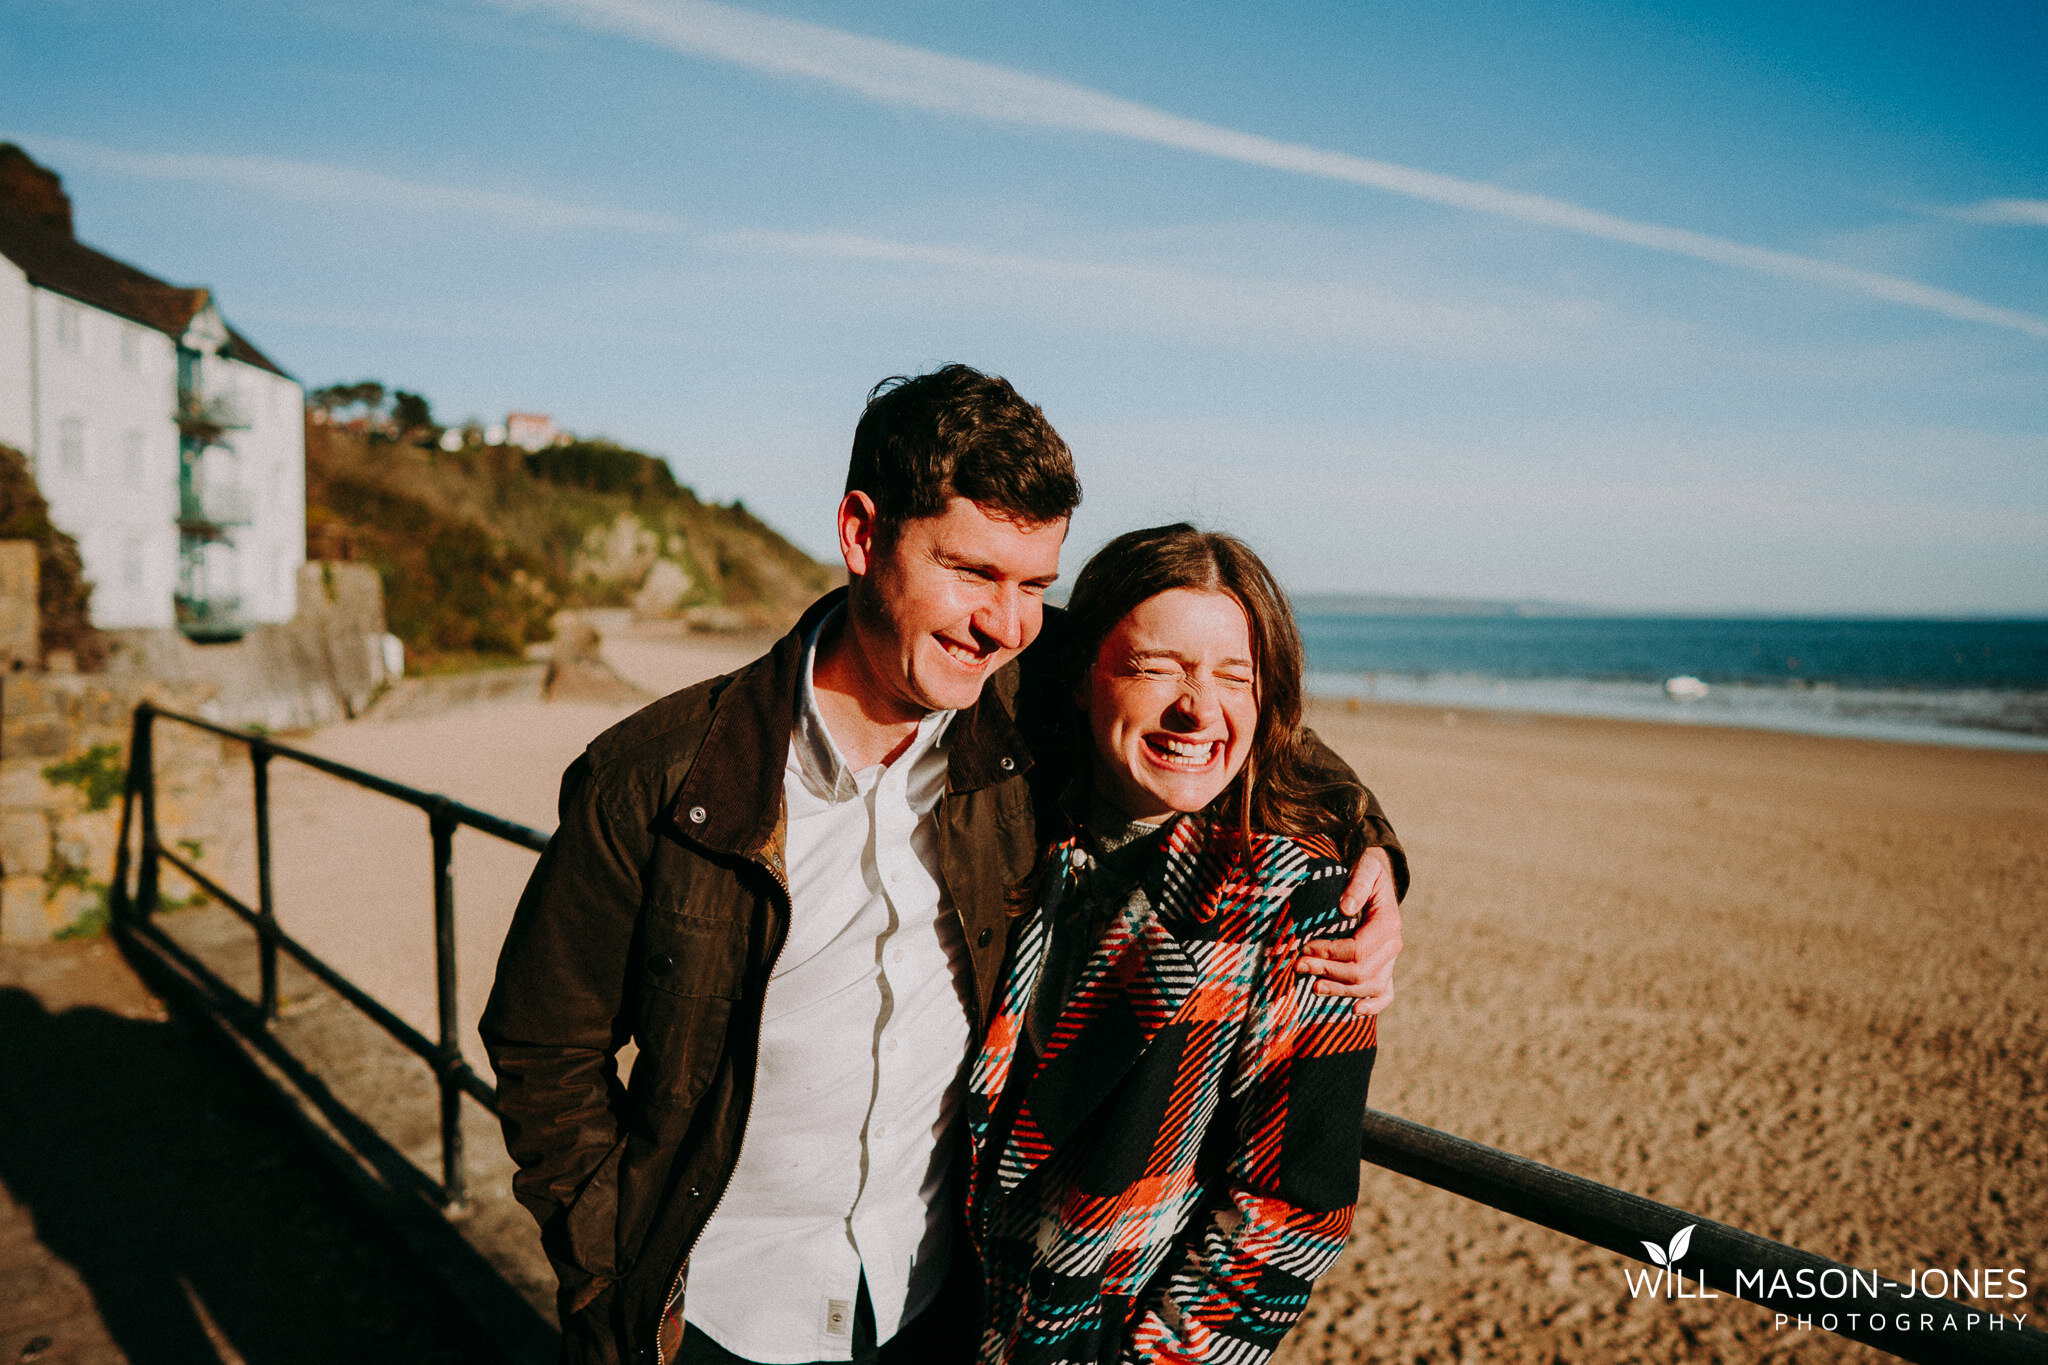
1083 587 1259 823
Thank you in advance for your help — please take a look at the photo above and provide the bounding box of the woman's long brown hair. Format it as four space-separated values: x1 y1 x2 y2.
1046 522 1370 866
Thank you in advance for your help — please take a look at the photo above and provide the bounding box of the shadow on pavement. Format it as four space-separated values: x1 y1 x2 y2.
0 987 493 1365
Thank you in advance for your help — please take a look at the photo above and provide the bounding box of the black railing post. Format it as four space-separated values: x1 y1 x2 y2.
109 704 148 926
429 800 466 1209
252 741 279 1021
135 702 161 918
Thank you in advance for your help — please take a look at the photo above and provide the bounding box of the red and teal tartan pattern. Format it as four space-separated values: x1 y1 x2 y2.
967 817 1379 1364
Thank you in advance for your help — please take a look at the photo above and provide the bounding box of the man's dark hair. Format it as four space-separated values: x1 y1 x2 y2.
847 364 1080 538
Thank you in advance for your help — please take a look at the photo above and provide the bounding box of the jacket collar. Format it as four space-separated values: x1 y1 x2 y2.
668 587 1034 860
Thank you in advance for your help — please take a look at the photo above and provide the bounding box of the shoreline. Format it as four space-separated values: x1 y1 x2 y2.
1305 671 2048 752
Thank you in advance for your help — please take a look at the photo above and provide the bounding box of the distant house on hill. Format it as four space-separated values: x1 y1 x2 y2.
505 411 561 452
0 143 303 640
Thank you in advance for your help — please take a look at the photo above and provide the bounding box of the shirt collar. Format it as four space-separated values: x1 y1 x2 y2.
794 604 956 801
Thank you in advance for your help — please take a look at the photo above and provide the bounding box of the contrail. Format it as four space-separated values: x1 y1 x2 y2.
494 0 2048 340
22 135 684 234
1962 199 2048 228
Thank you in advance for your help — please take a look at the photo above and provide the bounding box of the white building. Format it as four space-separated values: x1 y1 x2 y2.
0 145 303 638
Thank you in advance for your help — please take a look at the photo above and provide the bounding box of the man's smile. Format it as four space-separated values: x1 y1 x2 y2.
935 633 997 669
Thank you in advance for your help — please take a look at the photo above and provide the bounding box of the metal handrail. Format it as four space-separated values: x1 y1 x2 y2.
1358 1110 2044 1363
110 701 547 1206
105 702 2043 1362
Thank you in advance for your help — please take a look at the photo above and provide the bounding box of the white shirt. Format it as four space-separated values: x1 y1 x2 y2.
684 614 975 1362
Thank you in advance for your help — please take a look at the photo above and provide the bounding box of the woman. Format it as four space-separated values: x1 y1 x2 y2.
966 524 1379 1364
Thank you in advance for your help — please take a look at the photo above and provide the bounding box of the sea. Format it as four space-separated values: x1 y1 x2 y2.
1298 615 2048 751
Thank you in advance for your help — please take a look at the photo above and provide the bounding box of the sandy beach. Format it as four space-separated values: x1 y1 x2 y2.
179 623 2044 1363
1284 700 2044 1362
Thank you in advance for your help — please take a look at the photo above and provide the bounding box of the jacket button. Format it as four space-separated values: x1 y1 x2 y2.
689 1185 703 1199
688 805 707 824
999 756 1015 771
977 927 993 947
649 953 674 975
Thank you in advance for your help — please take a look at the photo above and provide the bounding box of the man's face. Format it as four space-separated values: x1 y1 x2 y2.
843 494 1066 718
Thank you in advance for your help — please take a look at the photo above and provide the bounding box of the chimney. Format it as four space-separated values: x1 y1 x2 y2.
0 144 74 236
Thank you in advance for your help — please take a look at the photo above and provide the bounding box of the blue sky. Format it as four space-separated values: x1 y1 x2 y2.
5 0 2044 612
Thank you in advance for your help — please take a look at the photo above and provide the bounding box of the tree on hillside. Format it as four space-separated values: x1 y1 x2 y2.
391 390 433 433
524 440 683 498
310 381 388 428
0 444 106 669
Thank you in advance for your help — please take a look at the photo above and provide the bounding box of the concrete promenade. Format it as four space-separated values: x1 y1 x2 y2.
0 936 487 1365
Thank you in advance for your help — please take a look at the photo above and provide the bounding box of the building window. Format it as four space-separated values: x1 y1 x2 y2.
54 300 83 352
123 535 146 590
122 430 147 481
58 417 86 476
121 325 142 370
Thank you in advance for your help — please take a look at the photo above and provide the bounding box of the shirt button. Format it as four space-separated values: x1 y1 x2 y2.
687 805 707 824
886 1039 899 1053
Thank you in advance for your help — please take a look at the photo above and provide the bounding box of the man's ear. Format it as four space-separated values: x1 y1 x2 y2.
837 490 881 579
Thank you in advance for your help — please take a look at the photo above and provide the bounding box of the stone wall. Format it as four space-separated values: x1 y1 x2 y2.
0 541 35 669
0 671 226 941
0 557 397 941
101 561 400 730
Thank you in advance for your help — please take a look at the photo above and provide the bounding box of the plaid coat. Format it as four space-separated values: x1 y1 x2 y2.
965 817 1378 1365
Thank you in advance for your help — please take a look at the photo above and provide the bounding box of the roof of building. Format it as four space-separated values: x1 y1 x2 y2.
0 202 291 380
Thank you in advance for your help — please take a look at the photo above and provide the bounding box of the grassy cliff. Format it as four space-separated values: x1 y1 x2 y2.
0 442 105 669
306 423 837 668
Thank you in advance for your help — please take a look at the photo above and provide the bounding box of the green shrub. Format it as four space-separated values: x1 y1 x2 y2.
43 742 125 812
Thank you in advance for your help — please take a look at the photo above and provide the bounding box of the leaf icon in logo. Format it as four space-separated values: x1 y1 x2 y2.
1668 1225 1695 1264
1642 1240 1668 1267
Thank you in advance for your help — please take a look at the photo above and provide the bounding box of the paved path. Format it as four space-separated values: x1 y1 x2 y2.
0 938 491 1365
0 626 774 1363
187 627 773 1077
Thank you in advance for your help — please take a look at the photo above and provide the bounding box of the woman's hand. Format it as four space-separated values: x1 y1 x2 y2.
1292 846 1402 1015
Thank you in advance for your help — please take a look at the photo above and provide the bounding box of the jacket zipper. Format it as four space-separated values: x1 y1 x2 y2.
653 856 791 1365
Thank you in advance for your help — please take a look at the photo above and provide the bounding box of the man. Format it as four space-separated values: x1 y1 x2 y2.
481 366 1407 1365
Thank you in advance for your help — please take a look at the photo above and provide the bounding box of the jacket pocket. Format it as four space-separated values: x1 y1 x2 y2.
559 1132 631 1285
641 912 746 1001
635 913 744 1114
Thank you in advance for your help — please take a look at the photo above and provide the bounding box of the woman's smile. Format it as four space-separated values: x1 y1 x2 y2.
1085 587 1258 823
1142 734 1223 768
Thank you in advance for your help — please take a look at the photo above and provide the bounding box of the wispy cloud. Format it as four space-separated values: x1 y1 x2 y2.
1958 198 2048 228
21 135 684 233
491 0 2048 340
701 227 1612 357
